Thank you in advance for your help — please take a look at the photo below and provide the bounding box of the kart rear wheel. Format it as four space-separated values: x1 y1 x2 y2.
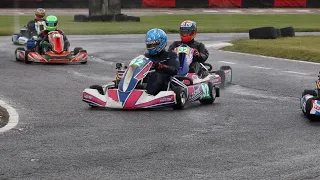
199 82 216 105
24 50 32 64
15 47 24 61
172 87 187 110
74 47 83 55
215 70 225 88
302 90 317 97
220 66 232 83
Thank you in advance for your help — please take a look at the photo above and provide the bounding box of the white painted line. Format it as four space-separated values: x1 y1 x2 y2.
203 10 219 13
17 12 24 15
226 10 243 13
166 12 173 14
206 42 233 49
272 9 287 12
282 71 307 75
250 10 266 13
219 50 320 65
295 10 311 13
218 61 236 64
0 100 19 133
250 66 272 70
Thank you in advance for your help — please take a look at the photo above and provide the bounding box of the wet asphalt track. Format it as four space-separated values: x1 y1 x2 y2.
1 32 320 179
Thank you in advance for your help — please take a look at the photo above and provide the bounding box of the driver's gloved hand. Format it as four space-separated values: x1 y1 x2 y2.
193 49 200 61
154 62 168 70
40 41 52 49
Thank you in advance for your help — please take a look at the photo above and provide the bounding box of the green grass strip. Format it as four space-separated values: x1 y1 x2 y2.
223 36 320 62
2 14 320 35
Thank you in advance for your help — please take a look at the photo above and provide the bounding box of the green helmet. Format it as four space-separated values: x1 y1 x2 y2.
45 15 58 32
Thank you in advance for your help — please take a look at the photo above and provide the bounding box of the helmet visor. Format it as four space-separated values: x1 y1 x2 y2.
180 30 192 37
146 41 160 49
46 21 57 27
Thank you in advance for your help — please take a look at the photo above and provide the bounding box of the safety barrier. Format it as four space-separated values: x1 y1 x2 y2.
1 0 320 8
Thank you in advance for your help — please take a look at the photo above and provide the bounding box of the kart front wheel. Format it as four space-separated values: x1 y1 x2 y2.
172 87 187 110
302 89 317 97
79 50 88 64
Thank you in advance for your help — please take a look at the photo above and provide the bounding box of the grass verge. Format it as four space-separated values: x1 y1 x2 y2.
2 14 320 35
223 36 320 62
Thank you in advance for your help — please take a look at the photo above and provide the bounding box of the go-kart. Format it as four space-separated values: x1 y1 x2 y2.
14 31 88 64
82 45 232 110
12 21 46 45
300 71 320 120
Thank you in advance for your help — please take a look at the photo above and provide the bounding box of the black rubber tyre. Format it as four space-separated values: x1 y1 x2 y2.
89 85 104 95
302 90 317 97
15 47 24 61
73 47 83 55
280 27 295 37
220 66 232 84
172 87 187 110
24 50 32 64
199 82 216 105
276 28 282 37
249 27 278 39
74 14 88 22
215 70 226 89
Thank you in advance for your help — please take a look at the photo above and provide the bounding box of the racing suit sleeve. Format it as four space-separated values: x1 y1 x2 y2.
167 41 181 52
195 42 209 63
161 52 179 76
27 20 37 36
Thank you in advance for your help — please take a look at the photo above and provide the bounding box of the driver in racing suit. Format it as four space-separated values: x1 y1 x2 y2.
37 15 70 54
26 8 46 37
168 20 209 76
144 28 180 96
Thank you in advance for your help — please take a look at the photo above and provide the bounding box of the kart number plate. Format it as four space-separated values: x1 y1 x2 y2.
177 47 190 54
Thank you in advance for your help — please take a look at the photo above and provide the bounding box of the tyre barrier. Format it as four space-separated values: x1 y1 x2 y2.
249 27 278 39
249 26 295 39
74 14 140 22
280 26 295 37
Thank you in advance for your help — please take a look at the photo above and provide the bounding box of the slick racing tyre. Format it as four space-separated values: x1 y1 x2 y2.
172 87 187 110
280 27 295 37
73 47 83 55
199 82 216 105
215 70 226 89
302 89 317 97
220 66 232 83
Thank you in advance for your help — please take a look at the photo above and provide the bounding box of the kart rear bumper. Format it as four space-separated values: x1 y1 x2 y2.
15 50 88 64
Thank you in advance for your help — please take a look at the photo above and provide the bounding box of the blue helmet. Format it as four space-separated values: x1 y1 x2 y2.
145 28 167 56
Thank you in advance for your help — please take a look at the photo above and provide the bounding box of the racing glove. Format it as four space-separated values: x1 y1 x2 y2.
193 49 201 60
40 41 52 48
154 62 168 70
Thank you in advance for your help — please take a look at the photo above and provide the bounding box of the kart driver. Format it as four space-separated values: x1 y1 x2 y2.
168 20 209 76
26 8 46 37
38 15 70 54
144 28 180 96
